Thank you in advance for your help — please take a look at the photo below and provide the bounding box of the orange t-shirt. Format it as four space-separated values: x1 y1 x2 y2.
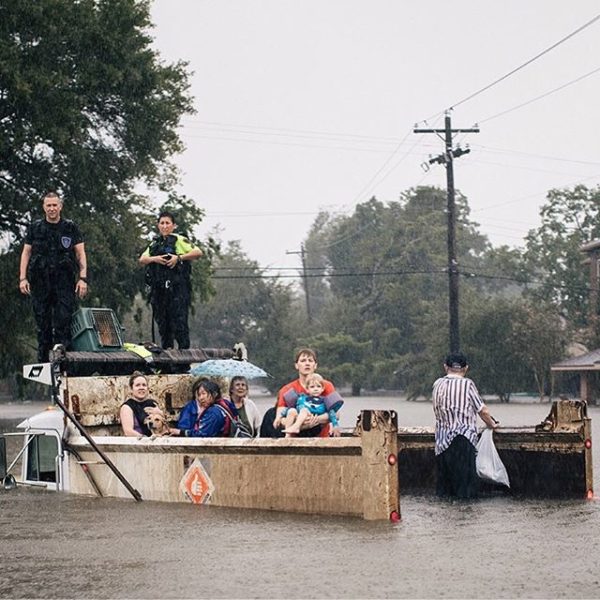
277 378 336 437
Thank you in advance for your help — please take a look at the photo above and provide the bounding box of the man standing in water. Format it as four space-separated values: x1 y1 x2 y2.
19 192 88 362
139 211 202 349
432 352 497 499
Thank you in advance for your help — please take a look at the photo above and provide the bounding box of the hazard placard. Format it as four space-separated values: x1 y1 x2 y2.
179 458 215 504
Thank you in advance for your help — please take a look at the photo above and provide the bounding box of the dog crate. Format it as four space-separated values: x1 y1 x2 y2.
70 308 124 352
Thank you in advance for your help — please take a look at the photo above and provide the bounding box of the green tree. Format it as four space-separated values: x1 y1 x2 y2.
0 0 201 373
188 241 275 349
307 187 497 396
187 240 305 392
462 297 535 402
510 301 568 401
524 185 600 328
299 332 371 395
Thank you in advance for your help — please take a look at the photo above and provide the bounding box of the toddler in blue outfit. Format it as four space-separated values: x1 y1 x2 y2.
282 373 341 437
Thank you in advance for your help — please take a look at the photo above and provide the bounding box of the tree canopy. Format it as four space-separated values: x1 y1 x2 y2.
524 185 600 329
0 0 206 373
0 0 593 401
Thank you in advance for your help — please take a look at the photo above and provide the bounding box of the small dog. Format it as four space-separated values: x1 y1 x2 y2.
143 410 171 439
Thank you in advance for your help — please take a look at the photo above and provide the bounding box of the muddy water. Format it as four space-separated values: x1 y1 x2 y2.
1 398 600 599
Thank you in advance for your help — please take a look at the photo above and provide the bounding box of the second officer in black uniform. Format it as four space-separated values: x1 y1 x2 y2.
139 211 202 349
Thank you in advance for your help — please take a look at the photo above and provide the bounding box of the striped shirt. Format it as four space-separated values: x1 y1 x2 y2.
432 374 485 455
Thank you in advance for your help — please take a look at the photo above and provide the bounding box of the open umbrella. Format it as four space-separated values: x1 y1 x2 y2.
189 359 269 380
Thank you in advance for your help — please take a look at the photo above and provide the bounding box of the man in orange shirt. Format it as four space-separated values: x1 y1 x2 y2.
273 348 343 437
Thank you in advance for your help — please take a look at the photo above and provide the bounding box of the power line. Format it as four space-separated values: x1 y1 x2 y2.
461 269 592 293
467 157 593 177
180 118 409 144
348 127 424 206
448 12 600 111
212 267 446 280
470 144 600 167
211 266 594 294
178 132 408 154
477 64 600 124
471 173 600 212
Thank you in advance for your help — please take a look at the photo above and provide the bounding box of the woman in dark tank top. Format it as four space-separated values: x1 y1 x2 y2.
119 372 159 437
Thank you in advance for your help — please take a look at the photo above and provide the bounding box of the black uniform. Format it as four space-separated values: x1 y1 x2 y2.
25 218 83 361
144 234 192 349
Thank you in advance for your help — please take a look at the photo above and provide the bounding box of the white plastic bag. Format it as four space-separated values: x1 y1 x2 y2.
476 428 510 487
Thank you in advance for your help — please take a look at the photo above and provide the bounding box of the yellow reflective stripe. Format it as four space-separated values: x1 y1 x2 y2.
174 235 197 255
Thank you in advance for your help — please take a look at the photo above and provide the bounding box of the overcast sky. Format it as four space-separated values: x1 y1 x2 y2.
150 1 600 275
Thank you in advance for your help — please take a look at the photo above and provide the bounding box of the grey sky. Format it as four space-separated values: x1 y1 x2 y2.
150 1 600 273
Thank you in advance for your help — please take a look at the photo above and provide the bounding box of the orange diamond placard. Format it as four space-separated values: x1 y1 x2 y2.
180 458 215 504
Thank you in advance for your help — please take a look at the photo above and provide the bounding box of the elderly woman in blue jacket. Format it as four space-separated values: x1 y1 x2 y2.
174 379 238 437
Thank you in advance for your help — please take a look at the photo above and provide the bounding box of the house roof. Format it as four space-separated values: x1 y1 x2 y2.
552 348 600 372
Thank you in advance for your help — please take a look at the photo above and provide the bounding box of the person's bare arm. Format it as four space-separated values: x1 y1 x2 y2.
273 405 286 429
19 244 32 295
139 252 169 266
164 246 202 269
74 243 88 298
182 247 202 261
479 405 499 429
120 404 139 437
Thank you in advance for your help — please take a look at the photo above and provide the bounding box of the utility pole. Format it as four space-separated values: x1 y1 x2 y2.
414 112 479 353
286 244 312 323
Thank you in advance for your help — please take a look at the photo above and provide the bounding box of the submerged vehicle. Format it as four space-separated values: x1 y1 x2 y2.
0 309 594 520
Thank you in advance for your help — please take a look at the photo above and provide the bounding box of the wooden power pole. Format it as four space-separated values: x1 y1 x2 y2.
286 244 312 323
414 112 479 353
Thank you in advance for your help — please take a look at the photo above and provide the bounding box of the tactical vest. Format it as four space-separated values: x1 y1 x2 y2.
27 219 79 276
145 234 191 292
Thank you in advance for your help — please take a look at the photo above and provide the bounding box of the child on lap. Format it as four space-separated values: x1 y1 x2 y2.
282 373 341 437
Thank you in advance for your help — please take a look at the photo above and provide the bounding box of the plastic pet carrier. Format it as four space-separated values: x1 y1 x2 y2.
70 308 124 352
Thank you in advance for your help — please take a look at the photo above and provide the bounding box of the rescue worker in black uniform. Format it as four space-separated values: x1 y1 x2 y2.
139 211 202 349
19 192 88 361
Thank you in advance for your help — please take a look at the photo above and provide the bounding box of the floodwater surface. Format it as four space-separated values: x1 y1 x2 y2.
1 397 600 599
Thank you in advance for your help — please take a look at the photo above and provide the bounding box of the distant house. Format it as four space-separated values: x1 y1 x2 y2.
553 241 600 404
552 348 600 404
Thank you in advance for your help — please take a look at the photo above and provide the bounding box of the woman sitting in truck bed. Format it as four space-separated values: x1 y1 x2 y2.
172 379 239 437
120 372 160 437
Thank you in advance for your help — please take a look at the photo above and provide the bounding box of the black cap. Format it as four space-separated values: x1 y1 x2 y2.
445 352 467 369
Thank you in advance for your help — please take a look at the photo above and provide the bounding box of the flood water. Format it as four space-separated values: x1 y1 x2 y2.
2 396 600 599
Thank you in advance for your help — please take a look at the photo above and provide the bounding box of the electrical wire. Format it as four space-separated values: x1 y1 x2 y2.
470 144 600 167
180 119 408 144
348 127 423 206
178 132 406 154
477 64 600 124
448 13 600 111
210 265 593 294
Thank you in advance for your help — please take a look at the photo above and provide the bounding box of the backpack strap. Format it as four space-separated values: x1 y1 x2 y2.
214 401 235 436
214 402 253 438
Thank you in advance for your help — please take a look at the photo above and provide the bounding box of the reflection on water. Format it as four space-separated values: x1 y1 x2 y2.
2 399 600 599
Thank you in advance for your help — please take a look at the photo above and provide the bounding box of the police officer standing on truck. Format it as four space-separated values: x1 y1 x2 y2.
139 211 202 349
19 191 88 362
